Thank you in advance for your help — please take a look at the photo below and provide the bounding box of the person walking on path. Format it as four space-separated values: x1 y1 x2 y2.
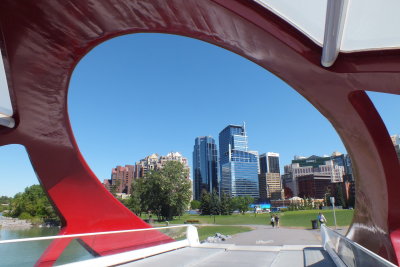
317 212 327 227
274 215 280 228
270 215 275 228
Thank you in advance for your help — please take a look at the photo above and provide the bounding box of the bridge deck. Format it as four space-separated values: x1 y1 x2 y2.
121 244 335 267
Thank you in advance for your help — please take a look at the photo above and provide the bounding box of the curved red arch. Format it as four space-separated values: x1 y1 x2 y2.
0 0 399 265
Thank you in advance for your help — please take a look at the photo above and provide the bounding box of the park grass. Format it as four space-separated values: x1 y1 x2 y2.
167 213 272 225
196 226 253 241
279 209 354 228
148 209 354 228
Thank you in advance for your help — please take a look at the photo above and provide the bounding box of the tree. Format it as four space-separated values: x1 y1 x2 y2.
125 179 144 216
220 193 233 215
0 196 11 212
110 180 121 197
199 191 211 215
348 190 355 208
284 186 293 199
6 185 60 225
232 196 254 214
209 191 220 215
324 187 332 207
138 161 191 221
334 183 346 208
190 200 201 210
0 195 11 204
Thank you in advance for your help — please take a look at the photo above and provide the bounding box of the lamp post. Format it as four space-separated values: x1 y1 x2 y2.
330 196 337 230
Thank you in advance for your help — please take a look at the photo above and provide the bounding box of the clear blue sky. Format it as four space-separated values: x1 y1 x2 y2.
1 33 399 197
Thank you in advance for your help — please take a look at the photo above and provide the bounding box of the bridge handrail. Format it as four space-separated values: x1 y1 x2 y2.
321 224 396 267
0 225 199 266
0 224 194 244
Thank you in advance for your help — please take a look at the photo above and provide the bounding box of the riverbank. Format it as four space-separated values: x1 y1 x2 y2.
0 215 32 229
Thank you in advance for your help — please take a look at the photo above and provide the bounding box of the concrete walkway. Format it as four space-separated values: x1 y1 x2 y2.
223 225 321 246
219 225 348 246
123 226 344 266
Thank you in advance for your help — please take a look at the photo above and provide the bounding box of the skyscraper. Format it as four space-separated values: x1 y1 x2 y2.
219 124 259 199
259 152 283 200
193 136 219 200
259 152 281 173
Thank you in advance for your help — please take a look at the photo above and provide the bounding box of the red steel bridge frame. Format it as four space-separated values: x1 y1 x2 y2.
0 0 400 265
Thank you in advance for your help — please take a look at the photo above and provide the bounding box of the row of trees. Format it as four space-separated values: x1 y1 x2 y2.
196 191 254 215
288 184 354 211
4 185 60 225
2 161 192 224
123 161 192 221
324 183 353 208
0 195 11 212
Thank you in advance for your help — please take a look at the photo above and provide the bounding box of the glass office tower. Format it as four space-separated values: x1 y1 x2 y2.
193 136 219 200
259 152 280 173
219 124 259 199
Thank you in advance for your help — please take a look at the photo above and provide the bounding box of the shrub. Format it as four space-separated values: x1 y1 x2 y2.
19 212 32 220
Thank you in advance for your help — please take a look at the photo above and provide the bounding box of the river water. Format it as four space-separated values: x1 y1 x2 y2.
0 226 94 266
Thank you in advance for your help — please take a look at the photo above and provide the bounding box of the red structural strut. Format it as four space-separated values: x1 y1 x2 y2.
0 0 399 265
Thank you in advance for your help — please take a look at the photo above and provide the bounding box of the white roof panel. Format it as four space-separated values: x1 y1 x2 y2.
254 0 400 52
254 0 327 46
342 0 400 51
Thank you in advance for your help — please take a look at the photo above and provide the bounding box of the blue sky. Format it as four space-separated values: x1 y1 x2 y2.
1 33 399 197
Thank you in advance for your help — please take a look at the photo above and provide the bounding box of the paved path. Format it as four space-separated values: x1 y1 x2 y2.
124 224 343 267
219 225 348 246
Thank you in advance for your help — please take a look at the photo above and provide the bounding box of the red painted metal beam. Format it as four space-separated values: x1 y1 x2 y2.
0 0 399 264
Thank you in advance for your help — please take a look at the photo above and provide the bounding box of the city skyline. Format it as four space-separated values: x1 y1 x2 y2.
1 33 399 197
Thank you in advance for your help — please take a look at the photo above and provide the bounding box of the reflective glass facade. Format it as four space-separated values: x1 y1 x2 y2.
219 125 259 199
259 153 280 174
268 155 280 173
193 136 219 200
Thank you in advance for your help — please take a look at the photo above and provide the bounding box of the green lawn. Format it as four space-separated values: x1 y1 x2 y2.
196 226 253 241
279 210 354 228
167 213 272 225
148 209 354 228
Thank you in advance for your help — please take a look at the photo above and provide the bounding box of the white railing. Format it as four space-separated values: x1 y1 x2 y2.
321 224 396 267
0 225 199 266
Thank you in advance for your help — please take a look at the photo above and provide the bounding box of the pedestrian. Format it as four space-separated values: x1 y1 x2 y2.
270 215 275 228
274 215 280 228
317 212 327 226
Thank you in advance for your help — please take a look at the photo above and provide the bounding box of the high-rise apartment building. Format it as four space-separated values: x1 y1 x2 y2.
219 124 259 199
134 153 161 178
103 165 135 194
391 134 400 161
135 152 190 179
193 136 219 200
259 153 283 200
103 152 190 195
391 134 400 146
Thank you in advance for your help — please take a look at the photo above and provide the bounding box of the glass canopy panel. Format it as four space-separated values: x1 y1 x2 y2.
254 0 400 52
0 50 12 116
